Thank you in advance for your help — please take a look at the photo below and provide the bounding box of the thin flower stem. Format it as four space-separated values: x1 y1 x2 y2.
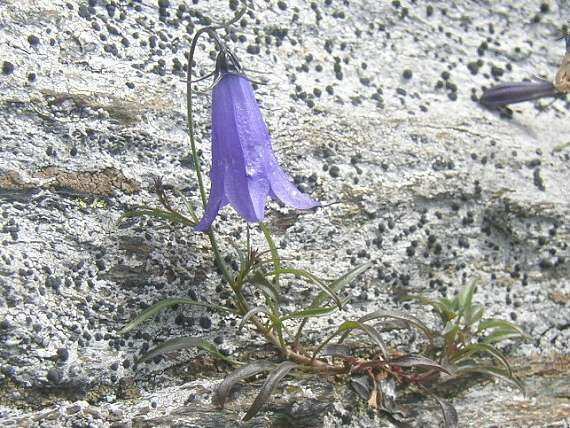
207 230 234 286
186 7 247 287
260 223 280 290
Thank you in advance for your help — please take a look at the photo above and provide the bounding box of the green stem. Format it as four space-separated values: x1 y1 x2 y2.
185 10 247 287
261 222 280 290
207 230 234 286
186 49 206 207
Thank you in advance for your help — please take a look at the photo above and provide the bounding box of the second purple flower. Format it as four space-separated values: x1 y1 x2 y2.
195 53 319 232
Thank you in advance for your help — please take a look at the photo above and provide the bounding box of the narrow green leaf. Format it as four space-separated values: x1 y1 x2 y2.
138 336 205 363
483 329 526 344
433 394 458 428
339 323 387 357
454 365 525 394
357 310 434 341
239 306 271 332
441 297 459 312
250 271 280 304
478 319 528 337
442 321 458 336
314 262 371 307
388 355 452 375
312 322 357 360
243 361 298 421
197 341 239 365
293 263 370 346
464 303 484 327
236 248 247 271
270 268 342 308
458 283 477 312
215 361 275 407
120 298 237 334
120 209 195 226
267 312 285 347
312 321 387 360
442 323 459 349
409 296 456 323
280 306 337 322
450 343 512 376
261 223 281 288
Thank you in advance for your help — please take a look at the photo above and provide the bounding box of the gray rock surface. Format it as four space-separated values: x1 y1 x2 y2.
1 0 569 426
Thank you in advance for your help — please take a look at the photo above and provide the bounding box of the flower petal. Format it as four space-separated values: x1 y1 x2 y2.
222 74 318 212
213 73 269 222
479 81 557 107
266 151 320 209
195 124 227 232
194 192 223 232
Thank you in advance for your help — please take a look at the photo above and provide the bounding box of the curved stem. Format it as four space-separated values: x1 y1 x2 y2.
261 223 280 290
186 7 247 285
207 230 233 285
248 315 345 373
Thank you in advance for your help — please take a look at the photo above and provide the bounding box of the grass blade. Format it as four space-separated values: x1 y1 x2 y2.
138 336 205 363
458 283 476 311
357 310 434 341
408 296 457 323
293 263 370 345
261 223 281 289
314 262 371 307
339 323 388 358
197 341 239 365
238 306 271 332
120 298 237 334
250 271 281 304
215 361 275 407
483 329 526 344
313 321 387 360
433 395 458 428
243 361 298 421
388 355 452 375
450 343 512 376
270 268 342 308
464 303 484 327
280 306 337 322
454 365 525 394
120 208 195 226
478 319 528 337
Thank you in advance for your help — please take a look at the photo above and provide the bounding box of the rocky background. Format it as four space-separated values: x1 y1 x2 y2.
1 0 569 426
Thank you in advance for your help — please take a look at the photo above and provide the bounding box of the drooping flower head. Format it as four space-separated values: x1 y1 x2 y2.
194 45 319 232
479 80 557 107
480 33 569 108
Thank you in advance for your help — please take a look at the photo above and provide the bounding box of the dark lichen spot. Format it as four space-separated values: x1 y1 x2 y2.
533 168 545 191
2 61 15 75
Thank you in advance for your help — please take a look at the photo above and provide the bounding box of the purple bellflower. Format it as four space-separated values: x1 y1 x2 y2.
195 52 319 232
479 80 558 107
480 35 569 107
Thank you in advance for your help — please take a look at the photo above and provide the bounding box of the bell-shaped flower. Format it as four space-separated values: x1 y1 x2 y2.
195 53 319 232
479 80 557 107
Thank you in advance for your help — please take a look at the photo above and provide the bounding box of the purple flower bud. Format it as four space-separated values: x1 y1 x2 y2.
479 80 557 107
195 72 319 231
